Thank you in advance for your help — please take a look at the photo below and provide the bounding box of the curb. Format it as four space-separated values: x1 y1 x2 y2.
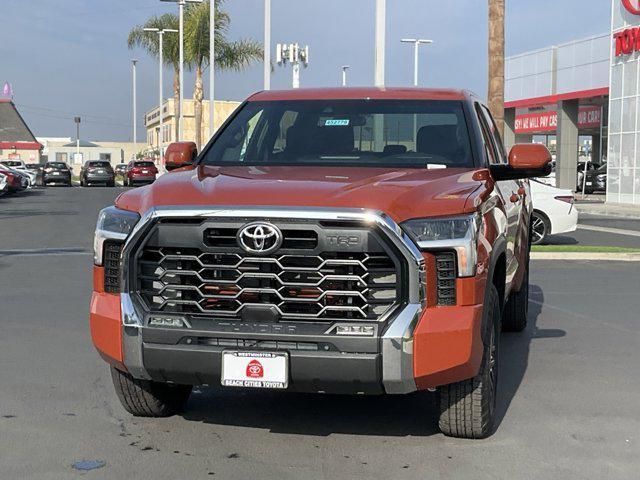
531 252 640 261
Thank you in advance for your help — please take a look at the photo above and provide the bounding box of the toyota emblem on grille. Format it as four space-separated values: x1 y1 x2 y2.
237 222 283 254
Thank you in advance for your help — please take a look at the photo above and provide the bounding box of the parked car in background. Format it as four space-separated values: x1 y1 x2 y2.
42 162 72 186
123 160 158 186
0 160 37 188
26 163 44 186
0 173 7 196
582 162 607 194
0 166 28 193
529 179 578 244
114 163 127 179
536 161 599 192
80 161 115 187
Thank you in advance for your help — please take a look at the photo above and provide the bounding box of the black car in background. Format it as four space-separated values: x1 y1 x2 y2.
80 161 115 187
42 162 72 186
583 163 607 194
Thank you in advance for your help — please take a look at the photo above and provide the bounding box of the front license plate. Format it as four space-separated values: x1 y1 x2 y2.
53 172 60 175
586 182 593 186
142 170 149 174
221 351 288 389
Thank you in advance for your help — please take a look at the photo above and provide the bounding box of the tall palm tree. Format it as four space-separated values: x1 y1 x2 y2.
185 0 262 149
128 13 181 142
488 0 505 135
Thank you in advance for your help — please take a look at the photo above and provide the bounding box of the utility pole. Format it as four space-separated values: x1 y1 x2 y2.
374 0 386 87
276 43 309 89
341 65 350 87
400 38 434 86
131 59 138 144
264 0 271 90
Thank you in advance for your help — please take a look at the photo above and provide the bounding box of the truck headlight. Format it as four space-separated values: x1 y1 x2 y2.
401 214 480 277
93 206 140 265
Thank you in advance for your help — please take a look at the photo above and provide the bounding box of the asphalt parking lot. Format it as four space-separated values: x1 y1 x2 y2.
1 187 638 479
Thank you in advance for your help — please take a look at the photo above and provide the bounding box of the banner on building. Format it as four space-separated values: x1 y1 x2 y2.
515 106 602 134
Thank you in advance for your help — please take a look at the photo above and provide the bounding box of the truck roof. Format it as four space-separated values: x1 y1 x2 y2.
248 87 476 102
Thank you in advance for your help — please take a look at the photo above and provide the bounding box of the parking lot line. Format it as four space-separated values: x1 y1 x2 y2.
577 224 640 237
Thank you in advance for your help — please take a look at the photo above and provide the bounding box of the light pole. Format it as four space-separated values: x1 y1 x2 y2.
374 0 386 87
160 0 203 141
400 38 434 86
144 28 178 158
74 116 81 163
131 59 138 144
264 0 271 90
341 65 350 87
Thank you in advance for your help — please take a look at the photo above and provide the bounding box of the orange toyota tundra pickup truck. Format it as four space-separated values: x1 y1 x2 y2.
90 88 550 438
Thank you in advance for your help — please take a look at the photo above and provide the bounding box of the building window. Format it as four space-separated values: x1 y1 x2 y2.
99 153 111 161
56 152 68 162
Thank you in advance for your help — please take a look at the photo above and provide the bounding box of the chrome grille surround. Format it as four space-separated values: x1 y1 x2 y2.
118 206 426 394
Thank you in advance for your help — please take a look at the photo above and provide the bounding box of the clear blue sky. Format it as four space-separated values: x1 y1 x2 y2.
0 0 610 142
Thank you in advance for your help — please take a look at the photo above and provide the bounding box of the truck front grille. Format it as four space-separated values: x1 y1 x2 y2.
135 222 401 322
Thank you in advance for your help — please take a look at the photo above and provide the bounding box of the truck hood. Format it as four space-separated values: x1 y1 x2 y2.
116 165 491 224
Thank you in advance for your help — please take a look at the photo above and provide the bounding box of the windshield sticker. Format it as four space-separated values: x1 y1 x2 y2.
427 164 447 170
324 119 350 127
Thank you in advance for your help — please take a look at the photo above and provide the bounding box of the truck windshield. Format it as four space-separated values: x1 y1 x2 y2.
200 100 474 168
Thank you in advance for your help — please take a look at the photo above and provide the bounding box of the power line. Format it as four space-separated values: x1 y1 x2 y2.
14 103 133 123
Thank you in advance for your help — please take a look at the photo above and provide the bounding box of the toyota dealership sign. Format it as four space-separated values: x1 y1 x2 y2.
608 0 640 204
622 0 640 15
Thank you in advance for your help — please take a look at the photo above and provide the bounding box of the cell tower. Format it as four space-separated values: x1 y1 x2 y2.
276 43 310 89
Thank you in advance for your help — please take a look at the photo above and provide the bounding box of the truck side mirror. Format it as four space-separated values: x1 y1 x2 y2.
164 142 198 172
490 144 552 181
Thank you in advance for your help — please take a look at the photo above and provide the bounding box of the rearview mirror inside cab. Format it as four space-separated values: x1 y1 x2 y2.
164 142 198 171
490 143 552 181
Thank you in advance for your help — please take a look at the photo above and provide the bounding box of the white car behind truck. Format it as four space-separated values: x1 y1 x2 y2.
529 179 579 244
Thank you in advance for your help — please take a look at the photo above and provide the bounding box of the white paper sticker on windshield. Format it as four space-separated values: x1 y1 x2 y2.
427 164 447 169
324 119 350 126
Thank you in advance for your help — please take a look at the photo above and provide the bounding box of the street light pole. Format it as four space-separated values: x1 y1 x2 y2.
374 0 386 87
161 0 204 142
144 28 178 159
264 0 271 90
400 38 434 86
131 59 138 144
341 65 350 87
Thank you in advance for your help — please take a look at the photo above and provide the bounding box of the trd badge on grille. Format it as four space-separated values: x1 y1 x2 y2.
237 222 283 254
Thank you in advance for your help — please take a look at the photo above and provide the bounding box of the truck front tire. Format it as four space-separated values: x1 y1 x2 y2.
110 367 192 417
437 283 501 439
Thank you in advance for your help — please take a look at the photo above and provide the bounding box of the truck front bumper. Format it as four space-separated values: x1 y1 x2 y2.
91 290 483 394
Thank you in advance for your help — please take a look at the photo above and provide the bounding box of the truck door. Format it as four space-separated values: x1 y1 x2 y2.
475 104 523 287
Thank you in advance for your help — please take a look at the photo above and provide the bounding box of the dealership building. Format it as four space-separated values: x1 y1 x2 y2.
504 0 640 206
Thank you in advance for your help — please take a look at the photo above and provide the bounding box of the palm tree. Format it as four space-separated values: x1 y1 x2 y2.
488 0 505 135
128 13 181 142
185 0 262 149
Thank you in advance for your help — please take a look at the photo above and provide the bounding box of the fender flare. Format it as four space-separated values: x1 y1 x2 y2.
480 234 507 343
